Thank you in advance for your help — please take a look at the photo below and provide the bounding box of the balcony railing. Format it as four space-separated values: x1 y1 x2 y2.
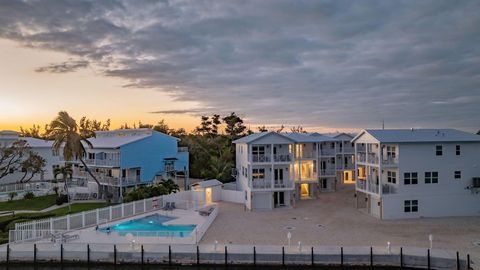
319 169 336 176
341 147 355 153
251 179 271 189
252 154 270 163
356 178 380 194
382 156 398 166
382 184 397 194
273 154 292 162
274 180 294 189
367 153 379 164
357 153 366 162
320 149 336 156
84 159 120 167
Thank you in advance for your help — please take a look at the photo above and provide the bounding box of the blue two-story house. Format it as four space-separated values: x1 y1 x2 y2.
70 128 189 201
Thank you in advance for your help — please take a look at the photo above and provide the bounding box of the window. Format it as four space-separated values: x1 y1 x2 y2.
456 145 461 156
386 146 396 158
436 145 442 156
387 171 397 184
404 172 418 185
252 146 265 156
88 153 95 159
425 172 438 184
454 171 461 179
404 200 418 213
252 168 265 179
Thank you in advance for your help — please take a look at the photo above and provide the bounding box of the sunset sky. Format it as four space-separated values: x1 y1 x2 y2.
0 1 479 133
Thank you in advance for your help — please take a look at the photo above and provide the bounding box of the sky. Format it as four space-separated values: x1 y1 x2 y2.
0 0 479 133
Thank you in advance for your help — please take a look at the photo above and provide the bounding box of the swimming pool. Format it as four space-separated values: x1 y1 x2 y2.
99 214 196 238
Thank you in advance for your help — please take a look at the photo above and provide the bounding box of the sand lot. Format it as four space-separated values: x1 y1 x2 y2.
202 185 480 259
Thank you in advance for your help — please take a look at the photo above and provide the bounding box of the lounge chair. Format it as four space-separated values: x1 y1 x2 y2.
199 207 215 216
162 202 171 211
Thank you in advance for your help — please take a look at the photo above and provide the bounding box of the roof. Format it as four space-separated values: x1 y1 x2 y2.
233 131 337 144
191 179 223 188
352 129 480 143
23 137 53 148
86 134 150 148
284 133 337 142
233 132 294 144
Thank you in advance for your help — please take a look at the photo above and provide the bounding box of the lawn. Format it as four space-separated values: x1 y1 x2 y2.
0 201 111 244
0 194 57 211
47 202 110 216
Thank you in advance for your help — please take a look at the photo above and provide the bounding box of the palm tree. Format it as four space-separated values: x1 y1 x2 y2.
46 111 103 199
161 179 180 194
54 165 73 211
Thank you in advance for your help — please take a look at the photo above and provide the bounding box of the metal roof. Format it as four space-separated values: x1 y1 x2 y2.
353 129 480 143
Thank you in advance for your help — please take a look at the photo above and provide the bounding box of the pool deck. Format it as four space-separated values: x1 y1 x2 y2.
49 208 209 245
202 184 480 260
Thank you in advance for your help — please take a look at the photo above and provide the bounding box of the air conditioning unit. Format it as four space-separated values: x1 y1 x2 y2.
473 178 480 188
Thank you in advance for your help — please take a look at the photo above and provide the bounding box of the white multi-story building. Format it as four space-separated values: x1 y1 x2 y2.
233 132 356 210
0 130 64 184
352 129 480 219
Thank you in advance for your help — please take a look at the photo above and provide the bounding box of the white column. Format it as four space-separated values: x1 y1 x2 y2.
378 143 383 196
271 143 274 188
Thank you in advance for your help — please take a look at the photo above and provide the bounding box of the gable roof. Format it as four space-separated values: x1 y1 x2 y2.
352 129 480 143
86 134 151 148
233 132 295 144
285 132 337 142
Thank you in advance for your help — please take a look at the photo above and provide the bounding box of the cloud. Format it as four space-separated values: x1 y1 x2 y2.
0 0 479 131
150 109 205 115
35 60 89 73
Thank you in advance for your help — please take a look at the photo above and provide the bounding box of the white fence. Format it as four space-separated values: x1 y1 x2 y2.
221 190 244 204
10 190 213 243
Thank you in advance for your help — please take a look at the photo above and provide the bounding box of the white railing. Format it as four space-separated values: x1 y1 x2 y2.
0 181 51 194
273 154 291 162
252 154 271 163
382 156 398 166
320 148 335 156
319 169 336 176
251 179 272 189
84 158 120 167
11 191 207 243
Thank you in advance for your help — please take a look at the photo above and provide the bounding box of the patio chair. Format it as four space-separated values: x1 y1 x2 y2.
162 202 171 210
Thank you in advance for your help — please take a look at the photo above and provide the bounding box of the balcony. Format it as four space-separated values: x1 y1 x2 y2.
382 184 397 194
251 179 271 189
252 154 271 163
341 146 355 153
319 169 336 176
274 179 294 189
367 153 379 164
320 148 336 156
382 156 398 166
273 154 292 162
357 153 366 163
84 158 120 167
356 178 379 194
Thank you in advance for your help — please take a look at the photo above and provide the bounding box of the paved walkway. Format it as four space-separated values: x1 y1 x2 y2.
202 185 480 260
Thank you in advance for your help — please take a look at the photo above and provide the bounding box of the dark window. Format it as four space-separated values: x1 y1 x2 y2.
387 171 397 184
404 200 418 213
436 145 442 156
404 172 418 185
425 172 438 184
454 171 461 179
456 145 461 155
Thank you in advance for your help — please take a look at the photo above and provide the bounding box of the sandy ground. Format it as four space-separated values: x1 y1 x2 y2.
202 185 480 259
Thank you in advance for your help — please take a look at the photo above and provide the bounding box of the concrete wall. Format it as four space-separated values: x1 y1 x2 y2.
221 189 244 204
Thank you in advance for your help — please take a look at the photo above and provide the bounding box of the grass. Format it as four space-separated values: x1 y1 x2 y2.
0 194 57 211
47 202 110 216
0 201 111 244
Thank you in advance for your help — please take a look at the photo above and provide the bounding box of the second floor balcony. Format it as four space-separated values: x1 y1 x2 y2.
250 178 294 190
382 155 398 166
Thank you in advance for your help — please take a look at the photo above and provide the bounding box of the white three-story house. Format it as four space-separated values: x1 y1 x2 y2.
233 132 356 210
352 129 480 219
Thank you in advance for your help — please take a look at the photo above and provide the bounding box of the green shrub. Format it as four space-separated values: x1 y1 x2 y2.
56 194 68 205
23 191 35 200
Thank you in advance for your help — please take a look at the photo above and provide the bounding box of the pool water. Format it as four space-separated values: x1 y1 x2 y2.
99 214 196 237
